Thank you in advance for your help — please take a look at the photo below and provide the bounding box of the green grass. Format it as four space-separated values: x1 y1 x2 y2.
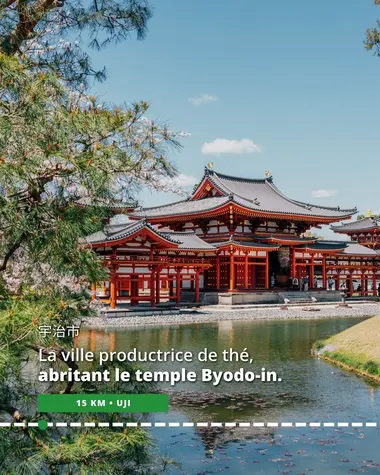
314 315 380 379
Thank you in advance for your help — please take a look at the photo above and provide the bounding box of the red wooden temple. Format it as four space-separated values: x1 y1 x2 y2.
84 168 380 307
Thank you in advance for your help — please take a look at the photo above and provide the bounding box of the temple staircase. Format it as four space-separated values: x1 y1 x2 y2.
278 291 315 304
180 291 197 304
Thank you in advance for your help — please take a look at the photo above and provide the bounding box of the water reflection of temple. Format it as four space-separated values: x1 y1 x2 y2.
196 426 276 456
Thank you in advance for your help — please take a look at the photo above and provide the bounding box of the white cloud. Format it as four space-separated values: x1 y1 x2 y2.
201 138 261 155
311 189 337 198
172 173 199 187
188 94 219 106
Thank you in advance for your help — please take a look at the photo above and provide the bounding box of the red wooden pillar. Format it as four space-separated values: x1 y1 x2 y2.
348 272 353 297
155 268 161 304
150 268 155 307
322 255 327 289
216 254 221 289
373 271 377 297
291 246 296 277
109 268 117 309
130 275 137 307
169 277 174 297
265 252 269 290
91 283 96 301
195 270 200 303
244 252 249 289
229 248 235 291
176 268 181 304
310 254 314 288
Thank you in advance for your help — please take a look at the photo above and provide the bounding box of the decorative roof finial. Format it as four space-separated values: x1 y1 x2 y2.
207 161 214 169
265 170 271 177
367 209 372 217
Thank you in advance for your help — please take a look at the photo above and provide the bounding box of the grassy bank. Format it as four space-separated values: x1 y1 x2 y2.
313 315 380 383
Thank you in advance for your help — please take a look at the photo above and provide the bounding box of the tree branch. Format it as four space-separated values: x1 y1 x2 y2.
2 0 60 54
0 233 26 272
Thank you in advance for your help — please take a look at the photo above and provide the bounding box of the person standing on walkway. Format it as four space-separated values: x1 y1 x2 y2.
304 275 309 292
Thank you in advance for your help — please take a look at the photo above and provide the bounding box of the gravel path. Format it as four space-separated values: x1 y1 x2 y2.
81 303 380 328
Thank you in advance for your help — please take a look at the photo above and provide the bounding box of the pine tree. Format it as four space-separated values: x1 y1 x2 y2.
0 3 184 472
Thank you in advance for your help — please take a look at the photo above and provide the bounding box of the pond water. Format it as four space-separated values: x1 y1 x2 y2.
79 317 380 474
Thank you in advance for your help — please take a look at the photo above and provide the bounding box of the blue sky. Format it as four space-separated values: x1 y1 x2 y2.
91 0 380 238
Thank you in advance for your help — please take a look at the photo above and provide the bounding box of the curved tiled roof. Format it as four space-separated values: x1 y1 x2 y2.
295 240 380 256
340 242 379 256
131 168 357 221
83 220 181 246
159 232 216 250
83 221 217 250
253 235 317 244
202 170 356 219
295 241 347 252
131 196 230 218
331 217 380 232
213 240 278 249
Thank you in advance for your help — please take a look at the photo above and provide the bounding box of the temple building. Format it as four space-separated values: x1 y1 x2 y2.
331 215 380 249
84 167 380 307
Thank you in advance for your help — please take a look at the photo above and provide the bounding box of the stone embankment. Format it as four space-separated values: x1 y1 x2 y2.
82 302 380 328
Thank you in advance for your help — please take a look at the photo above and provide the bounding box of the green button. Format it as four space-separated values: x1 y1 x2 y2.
38 394 169 413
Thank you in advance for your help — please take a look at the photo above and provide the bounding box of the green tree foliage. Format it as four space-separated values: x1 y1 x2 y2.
365 0 380 56
0 0 152 86
0 54 180 282
0 2 184 473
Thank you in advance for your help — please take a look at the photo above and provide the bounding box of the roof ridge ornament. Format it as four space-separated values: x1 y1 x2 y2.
228 193 234 200
205 163 214 176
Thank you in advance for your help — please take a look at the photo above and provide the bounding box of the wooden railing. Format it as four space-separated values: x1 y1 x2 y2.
102 255 211 265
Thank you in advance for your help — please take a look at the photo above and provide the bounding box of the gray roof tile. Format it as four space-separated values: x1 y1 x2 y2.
132 196 229 218
159 232 216 250
131 169 357 220
206 170 356 219
331 217 380 232
83 221 216 250
84 220 181 245
213 240 278 249
340 242 379 256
